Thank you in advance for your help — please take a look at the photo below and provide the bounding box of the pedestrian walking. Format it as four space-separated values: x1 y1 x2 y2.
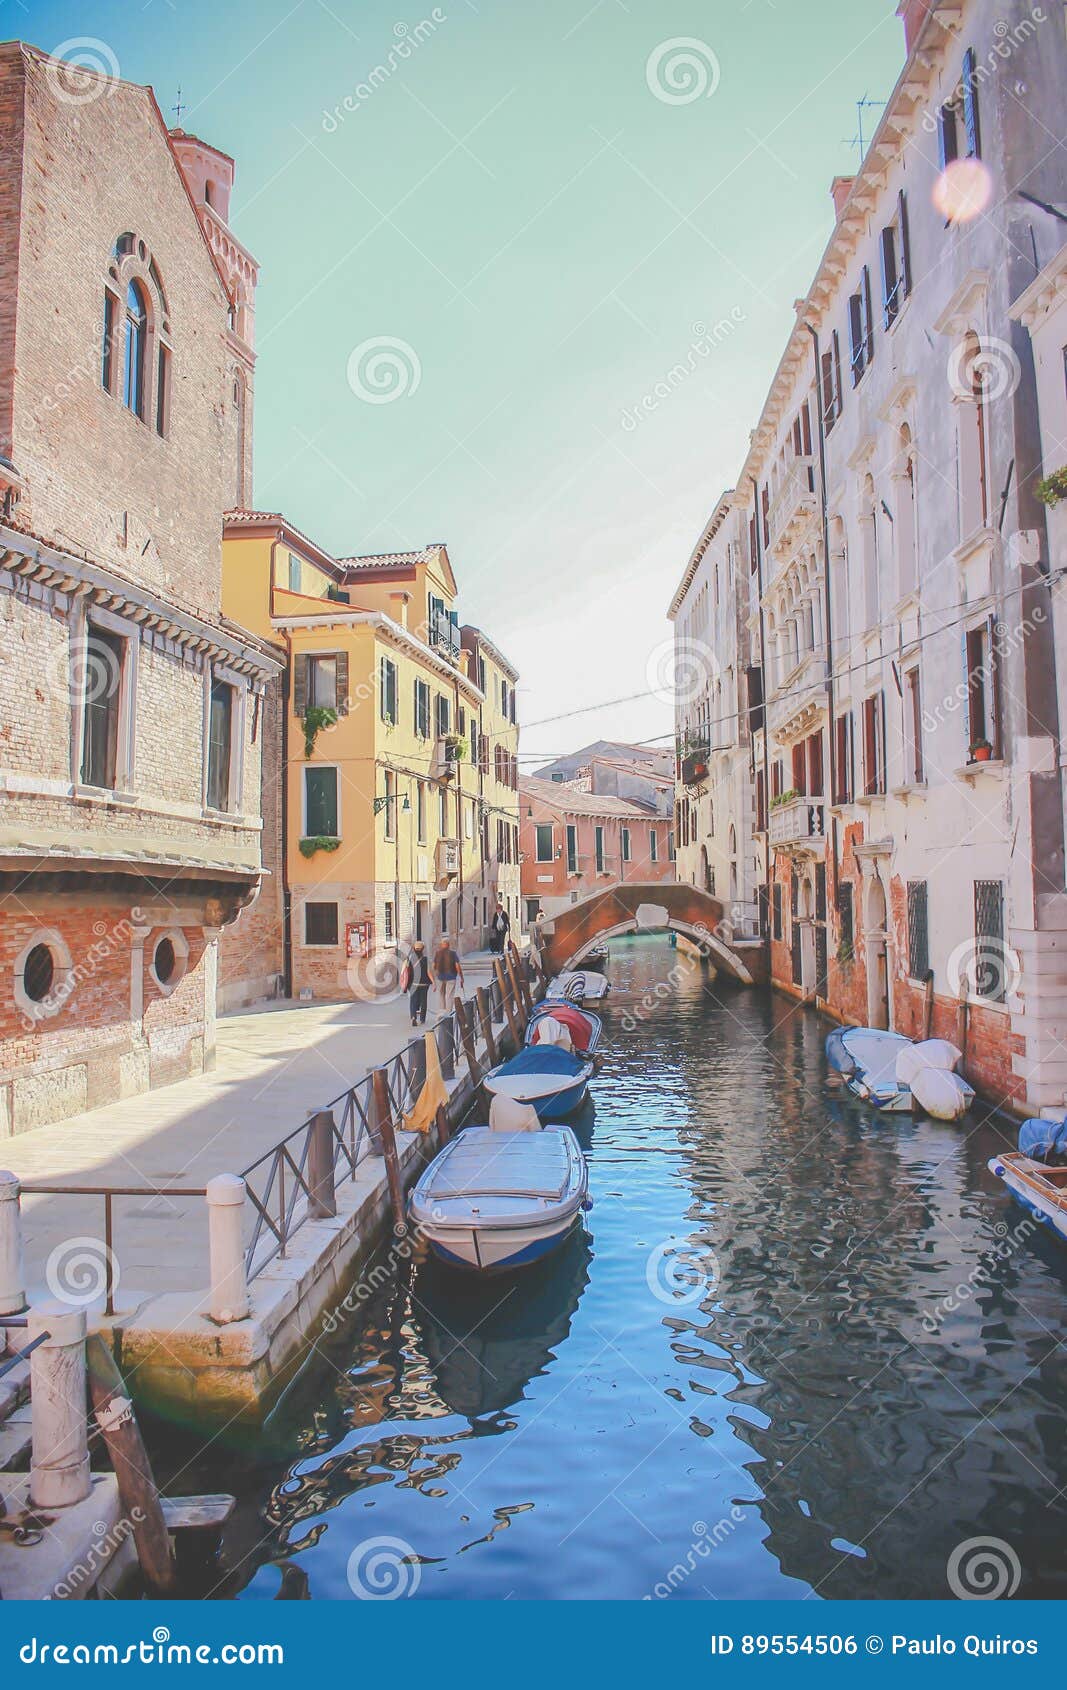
489 899 510 955
433 935 464 1013
531 906 546 960
403 941 433 1026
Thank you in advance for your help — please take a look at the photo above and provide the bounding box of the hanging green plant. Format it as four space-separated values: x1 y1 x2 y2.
302 705 337 758
446 733 469 762
1035 466 1067 507
298 835 341 859
770 788 800 811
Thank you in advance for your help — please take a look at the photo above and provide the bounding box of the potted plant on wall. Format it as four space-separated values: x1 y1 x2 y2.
302 705 337 759
1035 466 1067 508
970 737 993 763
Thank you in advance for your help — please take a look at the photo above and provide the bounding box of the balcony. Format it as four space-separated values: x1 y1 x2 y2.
766 454 816 554
769 796 826 851
435 838 460 884
680 747 710 786
427 606 461 661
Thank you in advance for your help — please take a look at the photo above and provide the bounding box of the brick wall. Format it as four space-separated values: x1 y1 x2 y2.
3 46 238 611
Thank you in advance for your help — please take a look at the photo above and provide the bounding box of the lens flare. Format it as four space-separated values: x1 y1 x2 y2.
933 158 993 224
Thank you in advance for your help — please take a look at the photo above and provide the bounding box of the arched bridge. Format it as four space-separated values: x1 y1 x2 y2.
539 882 767 984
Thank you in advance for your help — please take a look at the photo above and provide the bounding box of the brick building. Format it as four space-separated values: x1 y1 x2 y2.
0 44 280 1131
519 775 675 923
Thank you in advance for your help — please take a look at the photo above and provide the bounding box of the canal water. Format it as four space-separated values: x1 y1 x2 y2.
175 936 1067 1600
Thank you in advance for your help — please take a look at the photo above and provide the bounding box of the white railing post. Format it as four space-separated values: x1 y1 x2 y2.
207 1174 250 1324
0 1170 26 1317
28 1303 92 1509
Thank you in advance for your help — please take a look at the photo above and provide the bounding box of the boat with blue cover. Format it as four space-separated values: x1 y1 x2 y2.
988 1116 1067 1245
483 1043 595 1121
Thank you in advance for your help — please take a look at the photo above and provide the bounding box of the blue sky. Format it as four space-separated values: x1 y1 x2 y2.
17 0 905 759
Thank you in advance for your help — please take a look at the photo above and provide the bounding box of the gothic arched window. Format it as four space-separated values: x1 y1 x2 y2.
101 235 171 437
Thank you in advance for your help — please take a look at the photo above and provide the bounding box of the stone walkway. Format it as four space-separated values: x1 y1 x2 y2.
3 951 511 1307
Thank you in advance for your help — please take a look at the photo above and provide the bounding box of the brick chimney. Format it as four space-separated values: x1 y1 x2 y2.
830 175 856 220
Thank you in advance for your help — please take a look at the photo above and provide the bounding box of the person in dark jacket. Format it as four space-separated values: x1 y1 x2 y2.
406 942 433 1026
489 900 510 954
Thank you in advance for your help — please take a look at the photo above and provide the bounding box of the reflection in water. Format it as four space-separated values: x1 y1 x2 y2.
188 938 1067 1600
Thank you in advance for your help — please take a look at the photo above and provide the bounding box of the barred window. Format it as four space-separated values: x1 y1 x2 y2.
973 879 1006 1002
907 880 929 979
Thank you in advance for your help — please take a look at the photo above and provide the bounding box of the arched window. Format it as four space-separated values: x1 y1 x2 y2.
123 281 147 417
101 235 171 437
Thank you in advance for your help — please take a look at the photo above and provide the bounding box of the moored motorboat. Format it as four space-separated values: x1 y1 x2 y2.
546 969 610 1003
409 1123 589 1271
484 1044 595 1121
825 1029 974 1120
987 1148 1067 1246
525 1001 602 1055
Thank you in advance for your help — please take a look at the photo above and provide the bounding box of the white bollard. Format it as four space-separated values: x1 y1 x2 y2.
0 1171 26 1317
206 1174 250 1324
28 1303 92 1508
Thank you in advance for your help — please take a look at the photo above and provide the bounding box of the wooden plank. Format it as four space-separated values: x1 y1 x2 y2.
160 1494 235 1532
86 1334 178 1596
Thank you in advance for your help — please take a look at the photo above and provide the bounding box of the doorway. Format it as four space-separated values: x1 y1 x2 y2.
864 875 890 1029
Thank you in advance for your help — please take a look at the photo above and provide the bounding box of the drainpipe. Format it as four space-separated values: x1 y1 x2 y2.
805 320 840 905
280 619 294 1001
751 477 773 963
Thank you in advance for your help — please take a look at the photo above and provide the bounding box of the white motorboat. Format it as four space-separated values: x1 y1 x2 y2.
409 1124 589 1271
546 969 610 1003
988 1151 1067 1246
826 1029 974 1120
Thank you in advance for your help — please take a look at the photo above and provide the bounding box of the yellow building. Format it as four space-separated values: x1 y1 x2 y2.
221 512 520 998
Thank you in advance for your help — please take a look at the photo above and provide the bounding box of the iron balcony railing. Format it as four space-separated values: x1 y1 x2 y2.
427 607 461 660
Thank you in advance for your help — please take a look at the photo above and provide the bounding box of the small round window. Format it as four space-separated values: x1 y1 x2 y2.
24 944 55 1002
153 937 176 986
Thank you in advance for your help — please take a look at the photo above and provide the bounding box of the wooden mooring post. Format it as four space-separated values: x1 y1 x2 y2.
308 1109 337 1219
494 958 522 1050
371 1067 407 1236
456 995 481 1084
86 1333 178 1597
509 943 534 1017
476 986 498 1067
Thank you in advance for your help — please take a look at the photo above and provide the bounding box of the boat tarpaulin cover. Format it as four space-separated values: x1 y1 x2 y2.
428 1127 571 1200
1019 1116 1067 1161
498 1046 588 1079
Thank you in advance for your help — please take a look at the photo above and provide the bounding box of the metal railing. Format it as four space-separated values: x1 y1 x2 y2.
239 953 535 1281
15 1185 208 1315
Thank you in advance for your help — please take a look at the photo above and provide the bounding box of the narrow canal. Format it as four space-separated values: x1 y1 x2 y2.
175 936 1067 1600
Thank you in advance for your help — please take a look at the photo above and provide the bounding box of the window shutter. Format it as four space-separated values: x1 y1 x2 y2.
897 190 912 299
880 225 897 328
293 653 308 716
849 293 863 384
878 690 887 792
335 650 349 715
961 48 981 158
862 265 875 364
937 104 958 171
987 613 1002 756
832 331 842 413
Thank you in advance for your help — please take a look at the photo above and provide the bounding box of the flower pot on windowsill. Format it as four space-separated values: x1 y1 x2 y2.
970 742 993 763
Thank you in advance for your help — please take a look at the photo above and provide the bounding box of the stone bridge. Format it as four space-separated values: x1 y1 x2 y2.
539 881 767 984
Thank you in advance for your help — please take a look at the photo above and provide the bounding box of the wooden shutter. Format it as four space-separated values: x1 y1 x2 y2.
961 47 981 157
862 265 875 364
849 292 864 384
880 224 897 328
801 401 812 456
335 649 349 715
878 690 887 793
292 652 308 716
898 190 911 299
832 331 842 414
937 103 958 171
987 613 1002 756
